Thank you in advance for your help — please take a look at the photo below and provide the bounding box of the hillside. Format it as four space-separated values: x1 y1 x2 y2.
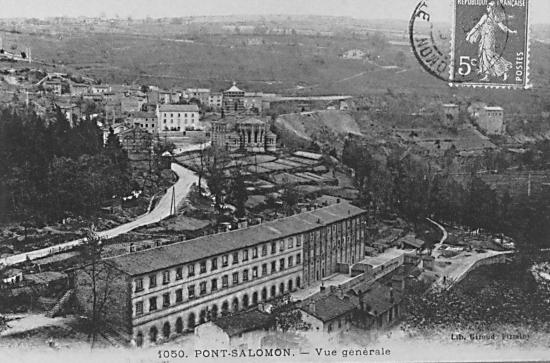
274 110 362 154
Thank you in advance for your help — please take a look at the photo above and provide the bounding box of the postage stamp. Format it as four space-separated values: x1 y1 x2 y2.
450 0 531 88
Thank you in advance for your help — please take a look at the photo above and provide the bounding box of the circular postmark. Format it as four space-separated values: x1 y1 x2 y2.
409 0 511 84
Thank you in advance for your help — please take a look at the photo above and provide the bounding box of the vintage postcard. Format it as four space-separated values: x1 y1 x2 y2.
0 1 549 363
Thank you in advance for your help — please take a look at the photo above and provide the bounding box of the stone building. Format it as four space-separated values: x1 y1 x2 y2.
74 202 367 347
476 106 505 135
211 117 276 153
222 82 245 114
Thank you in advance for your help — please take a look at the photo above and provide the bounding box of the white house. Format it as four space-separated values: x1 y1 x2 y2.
157 104 200 132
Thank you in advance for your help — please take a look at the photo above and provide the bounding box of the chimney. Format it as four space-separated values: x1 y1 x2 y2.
337 286 344 300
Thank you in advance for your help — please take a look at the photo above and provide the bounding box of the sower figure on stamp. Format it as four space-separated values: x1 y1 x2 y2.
465 1 517 82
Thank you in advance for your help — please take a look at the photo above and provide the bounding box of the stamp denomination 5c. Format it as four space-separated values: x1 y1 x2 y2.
451 0 531 88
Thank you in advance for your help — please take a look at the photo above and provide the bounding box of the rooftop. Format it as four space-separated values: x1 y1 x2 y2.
237 118 266 125
362 282 403 316
158 104 200 112
106 202 365 276
357 248 406 269
212 309 274 336
299 294 356 323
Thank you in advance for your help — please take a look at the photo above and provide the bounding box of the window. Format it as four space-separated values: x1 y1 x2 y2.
175 268 183 280
200 281 207 295
280 240 285 252
149 274 157 288
188 264 195 277
232 272 239 285
162 293 170 308
176 289 183 303
135 278 143 292
222 255 229 267
261 264 267 276
297 234 302 247
280 258 285 271
288 256 294 267
188 285 196 299
271 261 277 274
135 301 143 316
222 275 228 288
271 242 276 254
211 258 218 271
288 237 293 248
252 247 258 259
200 261 207 274
261 244 267 256
232 252 239 265
149 297 157 311
296 253 301 264
162 271 170 285
243 270 249 282
252 266 258 278
211 279 218 291
243 249 249 261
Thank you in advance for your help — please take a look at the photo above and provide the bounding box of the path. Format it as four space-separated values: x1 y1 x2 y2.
1 163 198 266
426 217 448 255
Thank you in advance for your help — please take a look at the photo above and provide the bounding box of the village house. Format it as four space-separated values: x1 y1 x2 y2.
74 202 367 347
157 104 200 132
91 84 112 94
476 106 505 135
69 83 90 96
130 111 158 133
208 92 223 110
299 292 356 341
186 88 211 106
43 79 63 95
194 308 274 349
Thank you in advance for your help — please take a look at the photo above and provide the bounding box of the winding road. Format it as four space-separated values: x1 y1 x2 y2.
1 163 198 267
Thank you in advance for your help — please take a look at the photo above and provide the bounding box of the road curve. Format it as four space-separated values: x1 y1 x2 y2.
1 163 198 267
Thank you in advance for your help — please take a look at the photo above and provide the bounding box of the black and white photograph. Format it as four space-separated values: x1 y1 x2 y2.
0 0 549 362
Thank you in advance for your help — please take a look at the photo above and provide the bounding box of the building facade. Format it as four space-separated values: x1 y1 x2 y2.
157 104 200 132
74 203 367 347
187 88 211 106
222 82 245 114
477 106 505 135
211 117 277 153
130 111 158 133
208 92 223 110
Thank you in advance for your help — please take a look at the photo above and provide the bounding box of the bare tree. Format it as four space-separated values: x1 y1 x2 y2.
78 226 115 348
204 148 230 218
190 134 210 195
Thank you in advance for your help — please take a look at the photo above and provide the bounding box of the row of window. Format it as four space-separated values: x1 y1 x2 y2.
163 119 196 124
134 255 301 314
161 113 197 118
134 239 301 292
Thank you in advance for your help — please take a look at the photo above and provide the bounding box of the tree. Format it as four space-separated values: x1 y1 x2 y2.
280 178 301 216
270 295 311 333
204 148 230 218
229 166 248 218
78 227 114 348
190 135 210 194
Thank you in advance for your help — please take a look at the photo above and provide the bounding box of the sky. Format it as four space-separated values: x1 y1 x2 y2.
0 0 549 23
